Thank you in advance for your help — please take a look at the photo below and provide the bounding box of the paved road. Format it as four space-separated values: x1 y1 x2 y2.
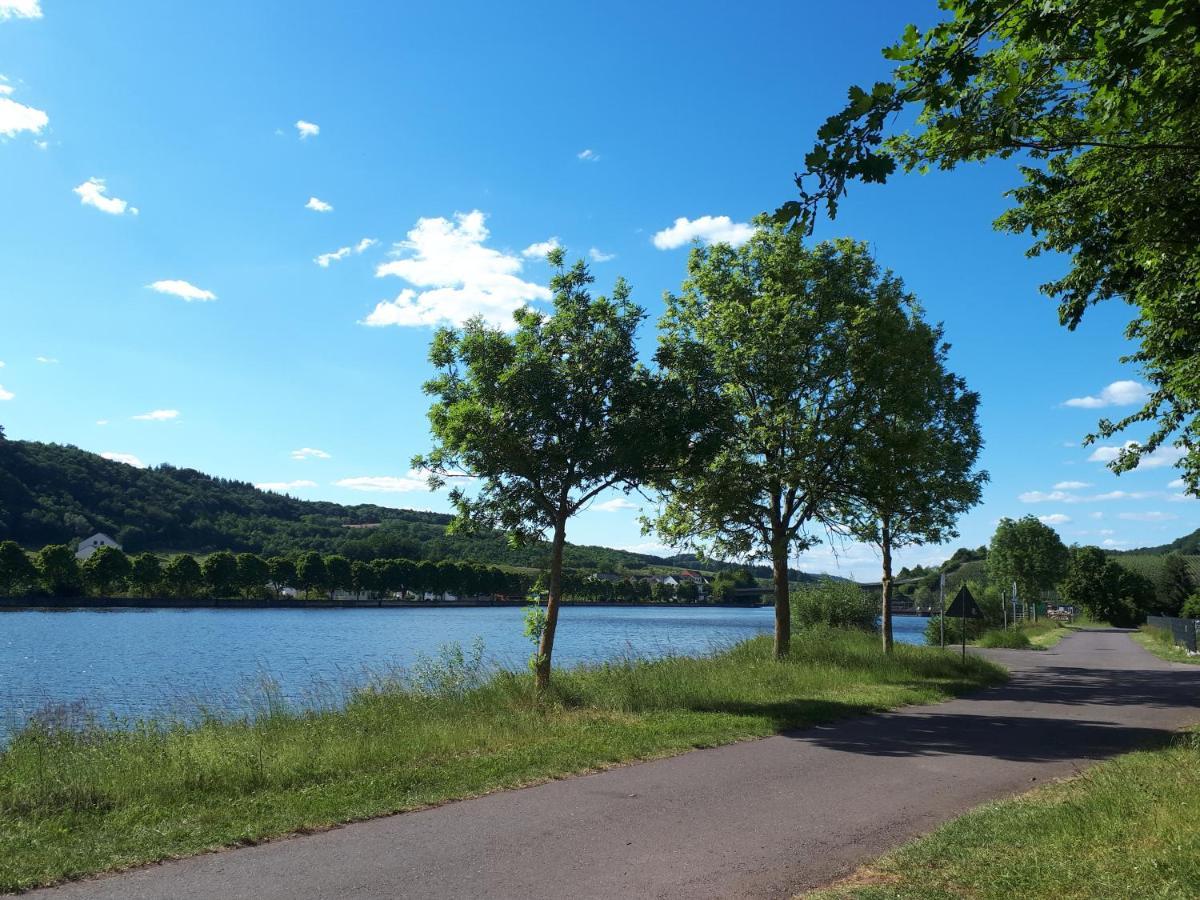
27 630 1200 900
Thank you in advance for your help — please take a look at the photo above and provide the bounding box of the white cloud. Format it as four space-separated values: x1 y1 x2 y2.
35 355 57 363
1102 538 1128 548
577 148 599 162
1088 441 1185 470
1054 481 1091 490
615 541 673 557
1064 380 1148 409
0 384 12 401
0 359 4 366
256 479 317 492
1118 511 1177 522
147 279 216 302
354 237 378 254
589 247 616 263
0 1 41 19
1019 490 1071 503
364 210 552 330
1091 511 1104 519
305 196 333 213
132 408 179 421
295 120 319 139
1020 486 1156 504
335 471 431 493
100 451 146 468
1037 514 1071 525
652 215 755 250
290 447 331 460
96 419 108 425
521 237 560 259
73 177 137 216
1169 492 1194 503
0 89 48 137
594 497 638 512
315 246 351 267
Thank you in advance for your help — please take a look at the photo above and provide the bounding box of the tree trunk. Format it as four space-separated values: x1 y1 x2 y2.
535 518 568 692
880 521 894 654
771 536 790 659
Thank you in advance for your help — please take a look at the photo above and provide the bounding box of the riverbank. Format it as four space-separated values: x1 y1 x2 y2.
0 595 772 610
0 629 1002 893
810 728 1200 899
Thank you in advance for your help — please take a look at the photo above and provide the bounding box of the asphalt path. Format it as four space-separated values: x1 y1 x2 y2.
25 629 1200 900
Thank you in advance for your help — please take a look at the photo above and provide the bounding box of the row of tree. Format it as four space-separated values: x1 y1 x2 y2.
0 542 530 601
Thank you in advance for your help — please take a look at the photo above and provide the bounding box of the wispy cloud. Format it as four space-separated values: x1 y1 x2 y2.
0 384 13 401
305 196 333 213
577 148 599 162
334 471 431 493
147 279 216 302
132 409 179 421
589 247 616 263
594 497 638 512
256 479 317 492
1053 481 1091 490
1038 514 1071 525
521 237 560 259
354 237 377 254
1020 487 1156 504
290 447 331 460
0 81 48 137
295 120 319 139
363 210 551 330
1087 441 1185 470
0 1 41 19
1117 511 1176 522
35 355 57 364
100 451 145 468
652 215 755 250
1063 380 1147 409
73 177 137 215
315 246 350 267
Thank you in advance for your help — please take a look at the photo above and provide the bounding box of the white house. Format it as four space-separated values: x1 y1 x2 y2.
75 532 122 561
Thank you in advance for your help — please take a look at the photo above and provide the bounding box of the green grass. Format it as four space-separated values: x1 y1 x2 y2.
0 630 1004 893
810 730 1200 900
1133 625 1200 665
976 627 1032 648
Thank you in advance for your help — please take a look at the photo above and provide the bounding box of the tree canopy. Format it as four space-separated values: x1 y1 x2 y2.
986 515 1069 604
780 0 1200 488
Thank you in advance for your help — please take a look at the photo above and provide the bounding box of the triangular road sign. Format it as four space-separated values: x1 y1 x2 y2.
945 585 984 619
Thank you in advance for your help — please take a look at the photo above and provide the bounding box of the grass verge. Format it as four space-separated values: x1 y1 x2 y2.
0 629 1004 893
1133 625 1200 665
808 729 1200 899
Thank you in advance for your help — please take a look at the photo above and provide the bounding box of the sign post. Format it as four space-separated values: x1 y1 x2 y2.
945 585 984 662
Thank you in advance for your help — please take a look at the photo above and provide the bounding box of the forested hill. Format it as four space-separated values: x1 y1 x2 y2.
0 438 810 576
0 439 665 570
1119 528 1200 557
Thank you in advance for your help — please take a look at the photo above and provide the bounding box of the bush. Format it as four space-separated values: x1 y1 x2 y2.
1181 595 1200 619
791 578 877 631
925 614 988 645
977 628 1032 649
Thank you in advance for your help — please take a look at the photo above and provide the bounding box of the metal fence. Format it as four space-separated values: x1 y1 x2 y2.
1146 615 1199 653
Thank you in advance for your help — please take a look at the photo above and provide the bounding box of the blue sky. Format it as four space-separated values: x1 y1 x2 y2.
1 0 1193 577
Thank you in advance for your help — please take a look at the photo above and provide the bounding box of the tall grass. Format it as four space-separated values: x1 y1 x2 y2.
0 629 1003 892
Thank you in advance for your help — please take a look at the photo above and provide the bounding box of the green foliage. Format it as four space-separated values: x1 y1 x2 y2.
708 567 757 603
1154 553 1195 616
977 628 1032 649
1182 595 1200 619
234 553 269 599
791 578 877 632
34 544 81 597
200 551 238 599
162 554 202 598
128 552 162 597
81 546 131 596
323 555 352 597
295 551 326 599
0 540 36 596
783 0 1200 488
986 516 1069 603
925 614 988 646
1060 545 1155 627
409 637 489 698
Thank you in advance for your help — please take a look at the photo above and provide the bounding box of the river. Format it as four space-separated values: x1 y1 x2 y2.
0 606 930 730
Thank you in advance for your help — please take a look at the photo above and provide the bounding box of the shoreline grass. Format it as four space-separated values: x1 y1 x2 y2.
0 629 1004 893
808 730 1200 899
1133 625 1200 665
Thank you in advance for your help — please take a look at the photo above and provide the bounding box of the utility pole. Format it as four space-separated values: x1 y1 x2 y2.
939 573 946 649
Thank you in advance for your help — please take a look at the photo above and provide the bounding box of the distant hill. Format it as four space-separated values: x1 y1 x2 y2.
1116 527 1200 557
0 437 820 579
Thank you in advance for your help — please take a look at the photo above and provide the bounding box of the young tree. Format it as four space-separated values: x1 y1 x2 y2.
36 544 82 597
201 551 239 598
986 516 1069 613
416 248 696 690
653 228 902 658
781 0 1200 488
0 541 36 596
267 556 296 599
837 302 987 651
164 554 203 598
324 555 352 600
235 552 270 599
82 545 132 596
129 552 163 597
350 560 376 600
296 551 326 600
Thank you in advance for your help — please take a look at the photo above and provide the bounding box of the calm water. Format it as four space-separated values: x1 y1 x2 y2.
0 606 929 728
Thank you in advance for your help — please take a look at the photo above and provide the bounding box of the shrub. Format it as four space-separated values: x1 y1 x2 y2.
925 614 988 645
791 578 876 631
1181 595 1200 619
977 628 1032 649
